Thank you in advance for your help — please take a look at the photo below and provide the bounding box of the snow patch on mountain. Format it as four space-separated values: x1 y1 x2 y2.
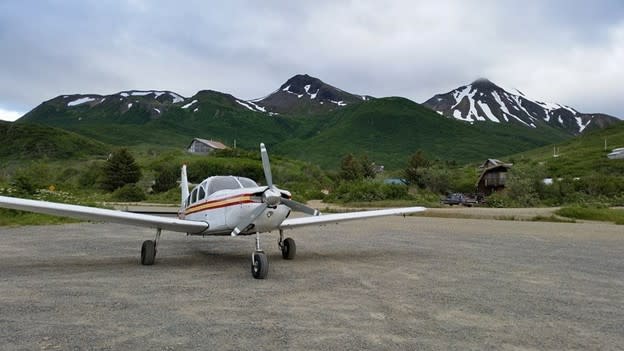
68 97 95 107
182 100 198 109
423 79 610 133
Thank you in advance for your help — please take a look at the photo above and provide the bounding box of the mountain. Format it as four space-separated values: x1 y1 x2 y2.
249 74 371 115
18 74 613 169
423 78 620 135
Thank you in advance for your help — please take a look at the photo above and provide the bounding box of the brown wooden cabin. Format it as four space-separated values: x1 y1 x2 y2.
476 159 513 195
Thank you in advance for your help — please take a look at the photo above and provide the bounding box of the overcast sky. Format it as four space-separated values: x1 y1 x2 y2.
1 0 623 121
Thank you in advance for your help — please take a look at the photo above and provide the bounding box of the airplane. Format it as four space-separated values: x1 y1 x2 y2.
0 143 426 279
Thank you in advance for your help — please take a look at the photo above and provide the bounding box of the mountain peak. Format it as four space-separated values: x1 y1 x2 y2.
250 74 369 115
423 79 620 134
470 78 500 90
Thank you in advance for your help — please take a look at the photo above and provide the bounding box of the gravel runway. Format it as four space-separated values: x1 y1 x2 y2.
1 217 623 350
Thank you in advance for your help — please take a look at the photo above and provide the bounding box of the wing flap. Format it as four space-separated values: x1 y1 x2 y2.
0 196 208 234
279 206 426 229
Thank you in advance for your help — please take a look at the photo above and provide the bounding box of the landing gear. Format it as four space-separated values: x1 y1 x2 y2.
140 228 161 265
251 251 268 279
278 229 296 260
251 231 268 279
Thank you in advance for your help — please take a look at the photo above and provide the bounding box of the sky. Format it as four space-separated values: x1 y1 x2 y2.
1 0 623 121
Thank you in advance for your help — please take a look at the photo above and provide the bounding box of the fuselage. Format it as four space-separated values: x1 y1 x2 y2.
178 176 291 235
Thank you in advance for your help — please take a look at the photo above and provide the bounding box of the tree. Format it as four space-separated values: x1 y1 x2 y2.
404 150 430 188
102 149 142 192
339 153 362 181
360 155 376 179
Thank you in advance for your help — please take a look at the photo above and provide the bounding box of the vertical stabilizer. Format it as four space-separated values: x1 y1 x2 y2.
180 164 189 209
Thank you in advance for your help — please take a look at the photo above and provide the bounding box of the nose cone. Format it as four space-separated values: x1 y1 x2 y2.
264 188 281 206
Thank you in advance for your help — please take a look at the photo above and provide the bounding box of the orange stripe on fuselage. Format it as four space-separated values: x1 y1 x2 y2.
184 194 255 215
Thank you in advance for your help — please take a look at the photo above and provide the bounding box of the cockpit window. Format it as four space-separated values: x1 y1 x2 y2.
207 176 242 195
191 188 198 203
238 177 258 188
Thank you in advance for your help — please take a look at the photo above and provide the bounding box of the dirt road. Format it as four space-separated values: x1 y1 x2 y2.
1 217 622 350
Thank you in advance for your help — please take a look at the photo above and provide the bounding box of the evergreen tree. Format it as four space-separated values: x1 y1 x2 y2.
102 149 142 192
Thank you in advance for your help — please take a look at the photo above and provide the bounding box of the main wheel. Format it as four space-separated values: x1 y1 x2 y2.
141 240 156 265
251 252 268 279
281 237 296 260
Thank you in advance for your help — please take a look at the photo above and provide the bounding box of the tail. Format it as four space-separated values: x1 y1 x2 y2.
180 164 189 209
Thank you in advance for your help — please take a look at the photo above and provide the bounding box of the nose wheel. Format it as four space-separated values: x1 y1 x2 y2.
250 231 269 279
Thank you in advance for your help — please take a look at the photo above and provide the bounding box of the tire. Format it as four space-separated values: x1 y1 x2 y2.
251 252 268 279
141 240 156 265
281 237 296 260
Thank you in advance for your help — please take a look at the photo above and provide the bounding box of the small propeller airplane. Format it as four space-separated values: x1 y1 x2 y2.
0 143 426 279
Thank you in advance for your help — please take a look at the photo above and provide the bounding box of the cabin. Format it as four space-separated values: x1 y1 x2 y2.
476 159 513 195
187 138 228 154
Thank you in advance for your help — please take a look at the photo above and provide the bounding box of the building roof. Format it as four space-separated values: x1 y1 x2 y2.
188 138 228 150
479 158 513 169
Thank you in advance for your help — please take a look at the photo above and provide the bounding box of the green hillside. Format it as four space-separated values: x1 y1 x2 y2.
0 121 109 160
274 97 572 169
511 122 624 177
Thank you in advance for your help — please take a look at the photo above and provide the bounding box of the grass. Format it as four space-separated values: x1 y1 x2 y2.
555 206 624 224
0 208 80 226
530 215 576 223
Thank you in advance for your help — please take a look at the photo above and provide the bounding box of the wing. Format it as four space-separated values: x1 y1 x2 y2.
0 196 209 234
279 206 426 229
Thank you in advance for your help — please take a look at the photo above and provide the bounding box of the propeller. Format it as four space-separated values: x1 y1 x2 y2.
230 143 320 236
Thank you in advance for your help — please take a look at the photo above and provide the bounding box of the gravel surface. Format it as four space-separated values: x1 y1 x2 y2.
1 217 623 350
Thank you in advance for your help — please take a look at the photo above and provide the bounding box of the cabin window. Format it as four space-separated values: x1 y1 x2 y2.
238 177 258 188
198 186 206 200
207 176 241 195
191 188 198 203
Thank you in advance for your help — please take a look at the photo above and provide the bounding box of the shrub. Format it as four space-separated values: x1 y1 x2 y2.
112 184 147 202
153 167 178 193
327 181 411 203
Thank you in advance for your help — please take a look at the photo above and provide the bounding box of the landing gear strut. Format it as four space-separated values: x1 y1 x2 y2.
141 228 161 265
278 229 296 260
251 231 268 279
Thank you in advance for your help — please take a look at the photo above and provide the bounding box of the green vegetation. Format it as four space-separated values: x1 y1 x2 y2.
556 206 624 224
0 208 79 226
19 94 573 170
102 148 142 191
510 122 624 179
2 91 622 228
0 121 108 160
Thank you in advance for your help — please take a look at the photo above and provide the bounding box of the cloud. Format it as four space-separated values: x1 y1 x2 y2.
0 0 621 117
0 108 24 122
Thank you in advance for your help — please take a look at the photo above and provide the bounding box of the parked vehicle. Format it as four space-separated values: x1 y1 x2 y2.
441 193 478 207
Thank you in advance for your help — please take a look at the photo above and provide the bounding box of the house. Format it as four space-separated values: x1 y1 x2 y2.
187 138 228 154
476 159 513 195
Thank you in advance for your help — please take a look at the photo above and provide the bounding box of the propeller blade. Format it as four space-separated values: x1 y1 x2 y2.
260 143 273 188
282 198 321 216
231 203 268 236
